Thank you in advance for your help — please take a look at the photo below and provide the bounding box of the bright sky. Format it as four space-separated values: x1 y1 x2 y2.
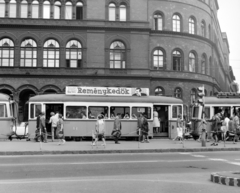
218 0 240 87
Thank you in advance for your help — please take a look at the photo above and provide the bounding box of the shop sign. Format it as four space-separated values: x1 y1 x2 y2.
66 86 149 96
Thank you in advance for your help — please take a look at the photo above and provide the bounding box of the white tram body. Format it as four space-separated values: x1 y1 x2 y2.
28 94 183 140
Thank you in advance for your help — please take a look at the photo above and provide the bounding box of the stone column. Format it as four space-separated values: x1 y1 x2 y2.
16 0 21 18
38 0 43 18
72 0 76 20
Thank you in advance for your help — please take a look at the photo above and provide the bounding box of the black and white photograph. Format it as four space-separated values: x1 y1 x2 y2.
0 0 240 192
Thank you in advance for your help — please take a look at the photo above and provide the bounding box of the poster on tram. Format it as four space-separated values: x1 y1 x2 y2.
65 86 149 97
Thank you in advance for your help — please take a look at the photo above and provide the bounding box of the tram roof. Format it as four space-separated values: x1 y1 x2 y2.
29 94 183 104
0 93 10 101
205 97 240 105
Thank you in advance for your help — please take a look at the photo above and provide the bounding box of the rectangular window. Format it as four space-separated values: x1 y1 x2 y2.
21 4 28 18
110 106 130 119
88 106 109 119
119 7 126 21
32 4 39 18
76 6 83 20
109 8 115 21
66 106 86 119
172 105 182 118
30 104 42 119
132 107 151 119
173 57 181 71
9 4 17 18
0 104 7 117
0 3 5 17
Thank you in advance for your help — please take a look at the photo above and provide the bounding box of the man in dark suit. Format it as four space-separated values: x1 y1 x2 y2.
112 113 122 144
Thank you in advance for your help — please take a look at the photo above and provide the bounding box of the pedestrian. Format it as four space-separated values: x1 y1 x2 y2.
93 114 106 146
56 114 65 145
40 112 48 143
232 112 239 144
153 108 160 133
48 112 59 142
173 114 183 143
138 113 149 143
112 113 122 144
210 112 221 146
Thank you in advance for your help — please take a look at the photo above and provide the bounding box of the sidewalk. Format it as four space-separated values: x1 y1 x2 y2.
0 138 240 155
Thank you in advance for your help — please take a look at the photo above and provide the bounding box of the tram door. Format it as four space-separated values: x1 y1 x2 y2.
45 104 64 133
153 105 169 137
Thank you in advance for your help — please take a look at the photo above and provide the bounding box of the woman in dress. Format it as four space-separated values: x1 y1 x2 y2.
56 114 65 145
153 109 160 133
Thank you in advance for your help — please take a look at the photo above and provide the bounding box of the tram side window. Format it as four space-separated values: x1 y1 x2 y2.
88 106 109 119
0 104 7 117
66 106 86 119
30 104 42 118
110 106 130 119
132 107 151 119
172 105 182 118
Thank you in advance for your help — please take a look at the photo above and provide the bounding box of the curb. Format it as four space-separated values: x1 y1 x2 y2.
211 172 240 187
0 147 240 156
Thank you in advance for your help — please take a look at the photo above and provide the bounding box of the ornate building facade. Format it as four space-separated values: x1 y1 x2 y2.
0 0 237 121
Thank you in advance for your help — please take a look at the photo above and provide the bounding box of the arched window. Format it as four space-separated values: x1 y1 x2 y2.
172 14 181 32
173 50 182 71
153 49 164 69
201 54 206 74
21 0 28 18
9 0 17 18
153 13 163 30
119 4 126 21
201 20 206 37
20 39 37 67
0 0 5 17
65 1 72 19
189 52 196 72
190 89 197 104
174 88 182 98
32 1 39 18
43 39 59 68
66 40 82 68
54 1 61 19
43 1 50 19
109 3 116 21
0 38 14 67
110 41 126 69
155 87 164 96
189 17 195 34
76 2 83 20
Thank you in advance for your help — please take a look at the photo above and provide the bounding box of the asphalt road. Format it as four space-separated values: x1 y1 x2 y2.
0 152 239 193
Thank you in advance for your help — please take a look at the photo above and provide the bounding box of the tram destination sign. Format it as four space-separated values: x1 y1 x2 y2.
66 86 149 96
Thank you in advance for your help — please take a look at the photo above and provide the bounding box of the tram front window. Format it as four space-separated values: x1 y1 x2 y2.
0 104 7 117
88 106 109 119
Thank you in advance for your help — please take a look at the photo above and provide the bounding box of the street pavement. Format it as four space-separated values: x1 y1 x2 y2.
0 138 240 155
0 152 239 193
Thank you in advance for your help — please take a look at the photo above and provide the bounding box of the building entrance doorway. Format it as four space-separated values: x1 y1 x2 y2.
19 89 36 123
153 105 169 137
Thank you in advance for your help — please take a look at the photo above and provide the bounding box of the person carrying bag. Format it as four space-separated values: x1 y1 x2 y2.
112 113 122 144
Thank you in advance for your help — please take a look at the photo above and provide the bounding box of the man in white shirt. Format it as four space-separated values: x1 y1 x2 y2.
49 112 59 142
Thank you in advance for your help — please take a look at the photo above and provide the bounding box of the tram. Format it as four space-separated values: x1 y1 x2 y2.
191 94 240 139
28 94 183 140
0 93 21 139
